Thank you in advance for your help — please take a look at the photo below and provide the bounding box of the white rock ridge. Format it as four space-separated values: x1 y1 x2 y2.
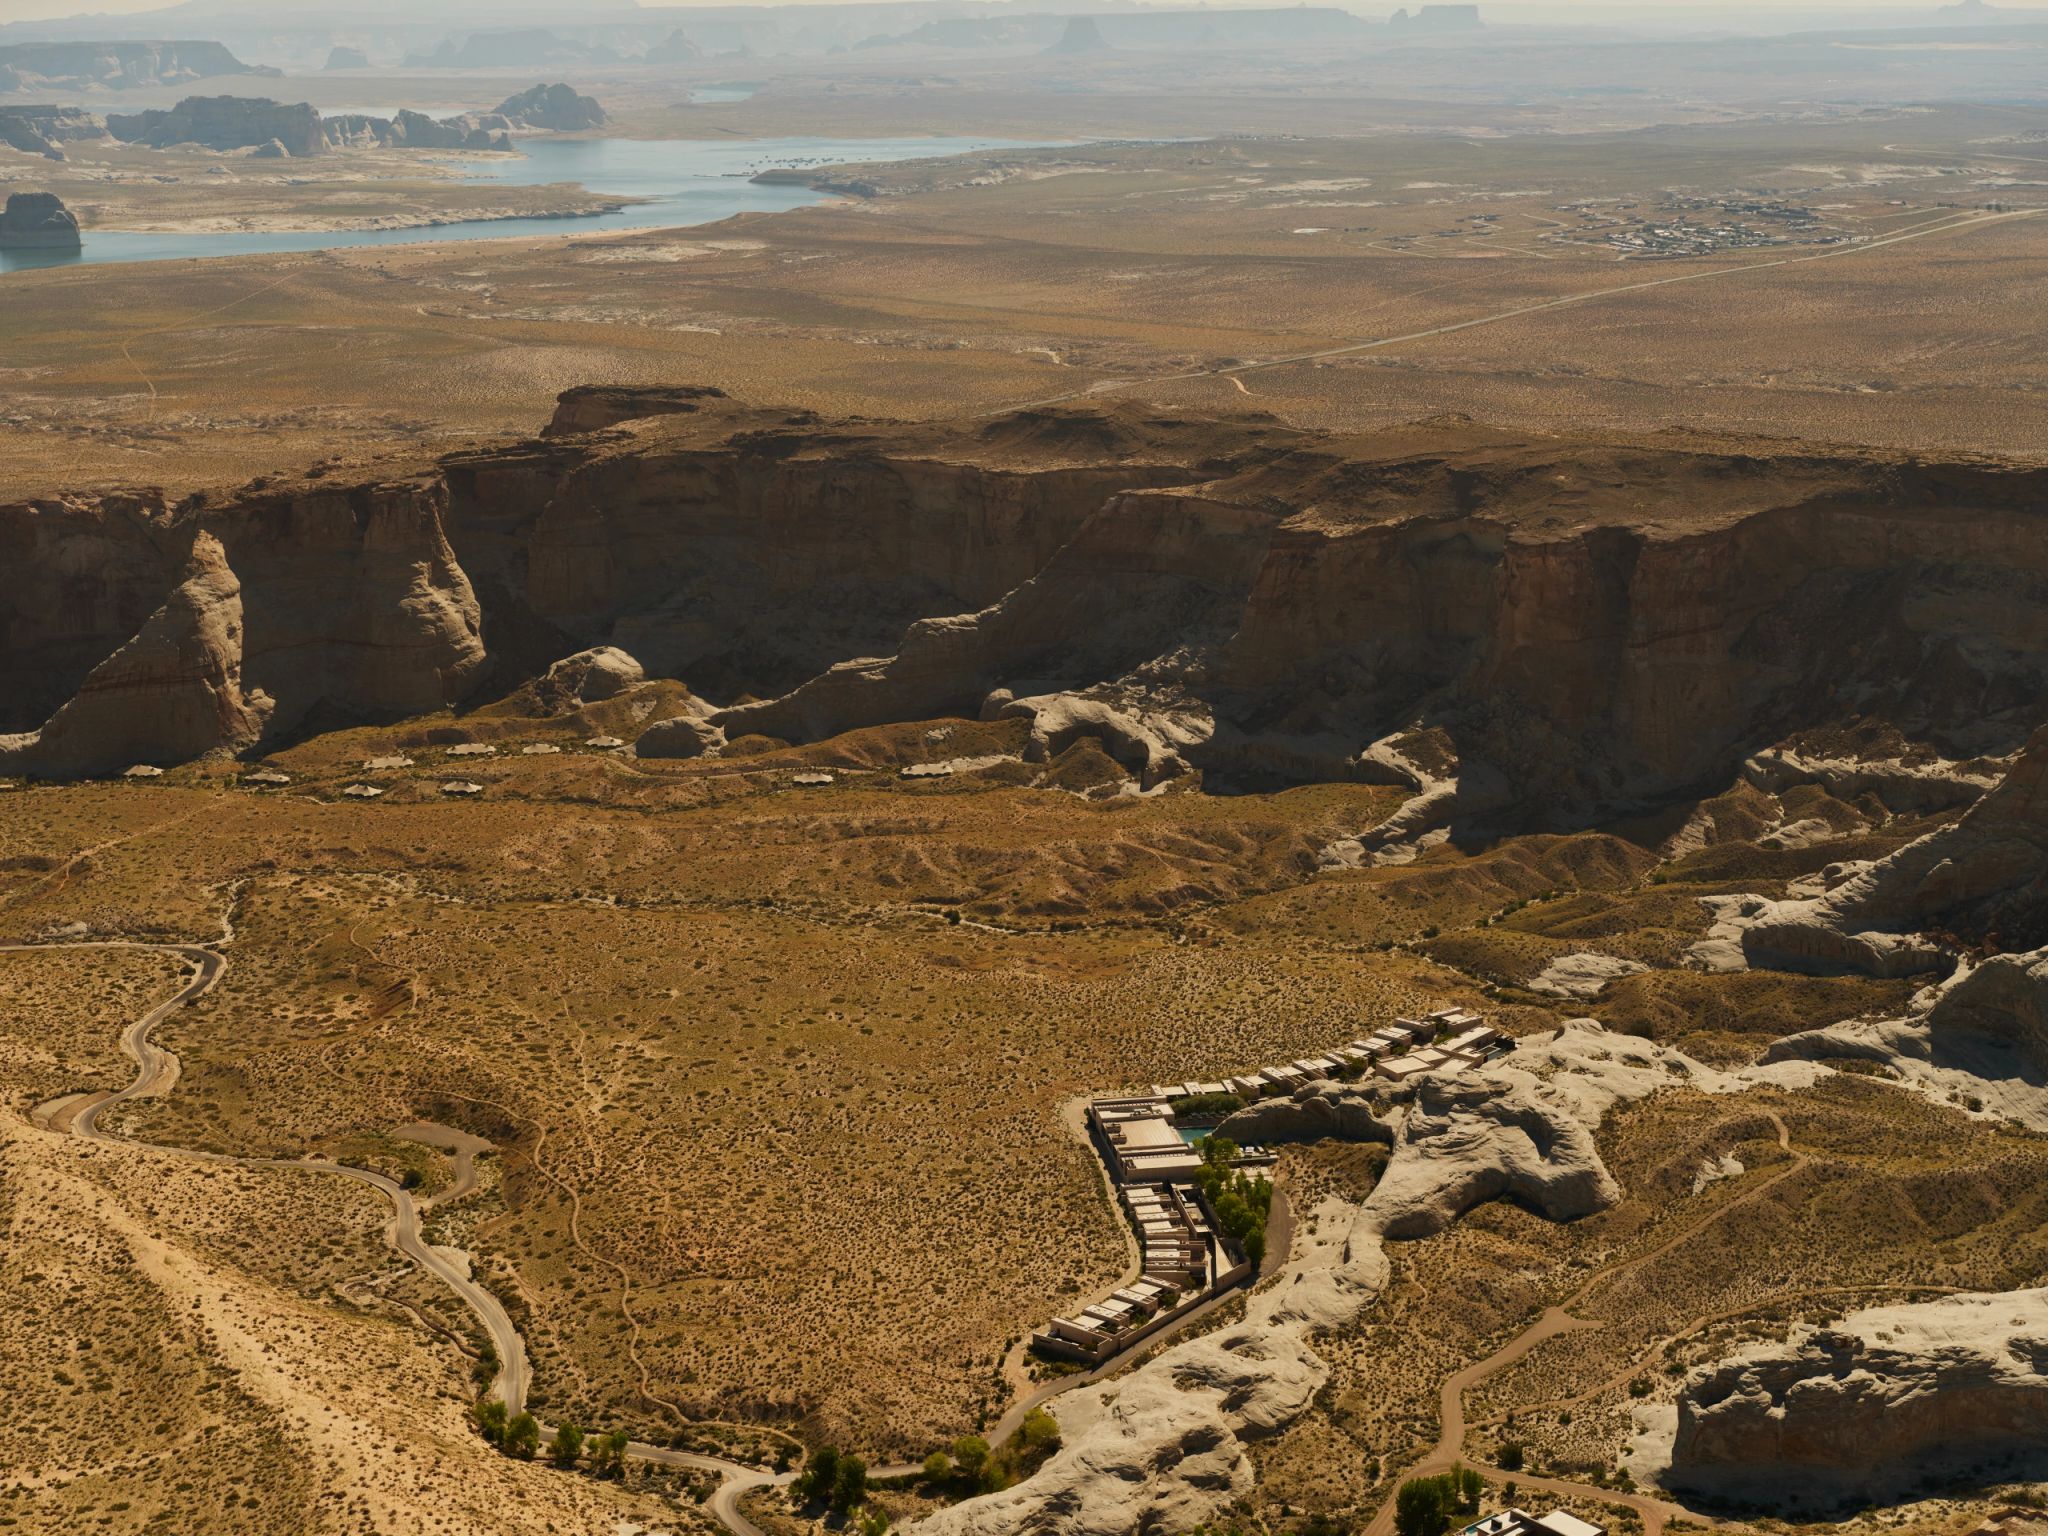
911 1024 1680 1536
1666 1287 2048 1506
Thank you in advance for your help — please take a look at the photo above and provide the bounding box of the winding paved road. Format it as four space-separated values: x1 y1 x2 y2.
8 939 786 1534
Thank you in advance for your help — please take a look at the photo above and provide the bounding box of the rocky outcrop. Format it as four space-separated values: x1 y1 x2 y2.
1728 728 2048 975
324 46 370 70
1045 16 1113 54
1924 945 2048 1068
493 83 608 132
1215 1081 1394 1146
538 645 643 708
545 384 729 436
108 96 323 157
0 192 81 250
1390 4 1485 31
0 41 273 94
1765 940 2048 1130
1364 1071 1622 1239
635 714 725 759
1 476 482 776
318 109 511 152
0 115 63 161
388 109 512 151
1742 740 2000 816
0 533 269 776
1668 1287 2048 1505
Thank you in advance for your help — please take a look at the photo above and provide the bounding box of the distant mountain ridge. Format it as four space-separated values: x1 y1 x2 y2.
0 39 274 93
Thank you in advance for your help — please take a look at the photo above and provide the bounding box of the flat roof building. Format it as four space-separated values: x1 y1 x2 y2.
1461 1510 1606 1536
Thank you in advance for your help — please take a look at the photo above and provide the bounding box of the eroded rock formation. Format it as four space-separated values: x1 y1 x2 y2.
1366 1073 1622 1238
1216 1080 1393 1146
0 106 106 162
1 477 483 776
0 532 268 775
1724 728 2048 976
1668 1288 2048 1505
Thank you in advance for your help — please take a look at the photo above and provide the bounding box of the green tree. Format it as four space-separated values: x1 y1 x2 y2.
1497 1442 1524 1472
856 1505 892 1536
548 1422 586 1467
1456 1463 1482 1514
589 1428 630 1476
923 1451 954 1484
473 1397 509 1448
1395 1476 1449 1536
952 1435 991 1482
831 1454 869 1515
1019 1408 1062 1454
505 1411 541 1460
798 1445 840 1501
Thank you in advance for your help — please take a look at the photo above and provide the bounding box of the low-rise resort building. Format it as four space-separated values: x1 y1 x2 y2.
1032 1007 1512 1366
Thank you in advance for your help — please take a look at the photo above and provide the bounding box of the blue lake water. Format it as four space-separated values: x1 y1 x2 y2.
0 133 1040 274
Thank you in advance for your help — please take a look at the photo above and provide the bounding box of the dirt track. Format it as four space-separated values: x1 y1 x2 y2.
1361 1112 1814 1536
8 938 792 1534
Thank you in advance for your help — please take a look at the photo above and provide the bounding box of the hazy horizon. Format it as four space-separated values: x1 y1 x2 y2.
0 0 2016 23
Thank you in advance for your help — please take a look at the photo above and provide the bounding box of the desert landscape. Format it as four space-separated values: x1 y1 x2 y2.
5 2 2048 1535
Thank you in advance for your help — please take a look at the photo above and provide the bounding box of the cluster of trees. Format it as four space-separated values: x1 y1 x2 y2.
1192 1137 1273 1268
471 1399 628 1476
795 1446 888 1530
1395 1464 1484 1536
919 1409 1063 1501
473 1398 540 1459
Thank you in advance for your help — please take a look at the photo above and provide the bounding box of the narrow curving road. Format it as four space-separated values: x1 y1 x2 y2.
7 938 783 1534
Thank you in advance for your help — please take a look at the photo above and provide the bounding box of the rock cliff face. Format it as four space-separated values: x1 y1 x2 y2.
109 95 324 156
1 477 482 776
1668 1288 2048 1505
8 394 2048 794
